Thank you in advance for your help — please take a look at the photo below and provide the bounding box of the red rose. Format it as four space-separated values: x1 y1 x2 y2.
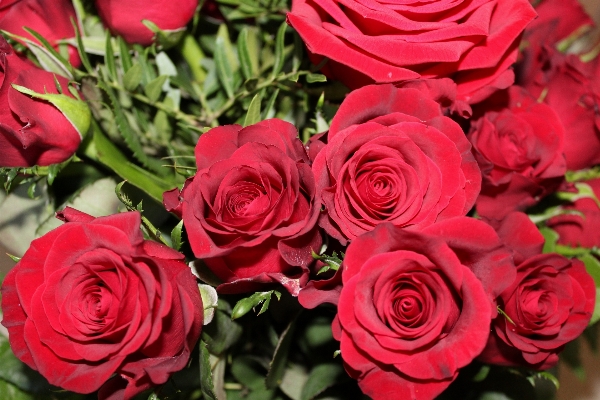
469 86 566 218
0 37 83 167
163 119 321 295
479 212 595 369
312 83 481 245
546 178 600 248
95 0 198 45
517 0 593 89
336 219 515 400
1 207 203 399
287 0 536 103
519 49 600 170
0 0 80 66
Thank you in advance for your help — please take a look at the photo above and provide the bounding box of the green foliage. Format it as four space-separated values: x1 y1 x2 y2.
231 290 282 320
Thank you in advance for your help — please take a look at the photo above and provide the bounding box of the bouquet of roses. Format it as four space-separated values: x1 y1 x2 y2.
0 0 599 399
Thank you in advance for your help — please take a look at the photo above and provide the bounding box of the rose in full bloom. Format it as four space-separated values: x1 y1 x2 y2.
478 212 595 369
312 83 481 245
335 219 515 400
0 37 84 167
287 0 536 103
468 86 566 219
546 178 600 248
95 0 198 45
163 119 321 295
1 208 203 399
0 0 80 66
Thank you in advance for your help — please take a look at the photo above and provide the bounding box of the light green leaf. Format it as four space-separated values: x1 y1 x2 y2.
104 29 117 81
266 318 297 389
306 73 327 83
144 75 168 102
238 27 260 80
214 25 238 99
1 30 72 78
301 363 344 400
170 219 184 251
123 63 143 92
199 341 217 400
199 284 218 325
81 123 176 202
272 22 288 78
243 93 262 127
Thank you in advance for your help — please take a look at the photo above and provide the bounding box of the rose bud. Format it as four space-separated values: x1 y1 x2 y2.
95 0 198 45
163 119 321 296
287 0 536 103
468 86 567 219
0 37 87 167
312 83 481 245
1 207 203 399
0 0 80 66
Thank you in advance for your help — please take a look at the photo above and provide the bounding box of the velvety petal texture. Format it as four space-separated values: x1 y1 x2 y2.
0 37 82 167
287 0 536 103
479 213 595 369
336 219 515 400
0 208 203 399
164 119 321 295
0 0 80 66
313 83 481 244
469 86 566 218
95 0 198 45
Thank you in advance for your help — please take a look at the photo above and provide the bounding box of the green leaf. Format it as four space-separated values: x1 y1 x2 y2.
199 284 219 325
579 253 600 325
539 226 559 254
301 363 344 400
0 380 34 400
6 254 20 262
214 25 238 99
231 290 280 319
528 371 560 390
199 341 217 400
0 334 50 394
262 88 280 120
95 81 167 175
266 318 297 389
243 93 262 127
170 219 184 251
306 73 327 83
1 30 72 78
144 75 168 103
122 63 144 91
118 36 133 72
556 182 600 208
202 308 243 355
71 19 93 74
312 250 343 274
231 356 268 391
104 29 117 81
82 123 175 202
272 22 288 78
472 365 491 382
238 27 260 80
281 363 309 400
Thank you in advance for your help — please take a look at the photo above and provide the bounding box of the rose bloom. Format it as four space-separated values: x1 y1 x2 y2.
546 178 600 248
0 0 80 66
0 37 83 167
469 85 566 219
1 208 203 399
164 119 321 295
95 0 198 45
335 218 515 400
287 0 536 103
479 212 595 369
312 83 481 245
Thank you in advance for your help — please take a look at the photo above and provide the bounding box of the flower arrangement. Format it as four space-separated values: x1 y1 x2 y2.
0 0 599 399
